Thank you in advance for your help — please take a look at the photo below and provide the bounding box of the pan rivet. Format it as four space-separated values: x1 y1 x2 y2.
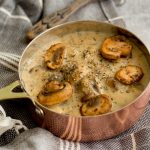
35 107 44 117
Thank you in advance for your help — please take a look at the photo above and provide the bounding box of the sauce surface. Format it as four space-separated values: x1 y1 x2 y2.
22 30 150 116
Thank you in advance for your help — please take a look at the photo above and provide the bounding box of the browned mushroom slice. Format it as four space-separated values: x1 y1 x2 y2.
37 81 73 106
80 94 112 116
80 77 100 102
105 77 118 91
44 43 65 69
101 35 132 60
115 65 144 85
43 80 64 93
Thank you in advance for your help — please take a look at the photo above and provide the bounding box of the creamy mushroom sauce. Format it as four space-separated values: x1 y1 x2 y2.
22 31 150 116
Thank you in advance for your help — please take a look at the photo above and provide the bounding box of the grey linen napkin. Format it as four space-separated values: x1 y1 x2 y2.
0 0 150 149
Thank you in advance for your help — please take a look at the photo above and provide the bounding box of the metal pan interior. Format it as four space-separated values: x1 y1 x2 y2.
19 21 150 117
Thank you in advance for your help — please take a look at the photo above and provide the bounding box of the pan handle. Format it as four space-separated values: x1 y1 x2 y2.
0 81 45 120
0 81 29 100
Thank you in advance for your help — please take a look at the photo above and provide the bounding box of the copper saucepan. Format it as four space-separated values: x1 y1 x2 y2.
0 21 150 142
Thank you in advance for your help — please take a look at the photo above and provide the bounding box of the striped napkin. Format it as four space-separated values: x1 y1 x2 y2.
0 0 150 149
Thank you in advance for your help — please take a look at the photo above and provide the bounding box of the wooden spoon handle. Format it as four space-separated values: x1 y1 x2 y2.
26 0 91 41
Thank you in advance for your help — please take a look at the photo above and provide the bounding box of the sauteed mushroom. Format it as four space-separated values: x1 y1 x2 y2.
101 35 132 60
37 80 73 106
43 80 64 93
105 77 118 91
80 94 112 116
115 65 144 85
44 43 65 69
80 77 100 102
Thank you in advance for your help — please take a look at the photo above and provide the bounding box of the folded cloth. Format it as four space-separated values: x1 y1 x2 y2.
0 106 27 136
0 127 150 150
0 0 150 149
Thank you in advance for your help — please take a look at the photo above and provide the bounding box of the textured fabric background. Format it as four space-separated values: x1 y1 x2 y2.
0 0 150 149
117 0 150 50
